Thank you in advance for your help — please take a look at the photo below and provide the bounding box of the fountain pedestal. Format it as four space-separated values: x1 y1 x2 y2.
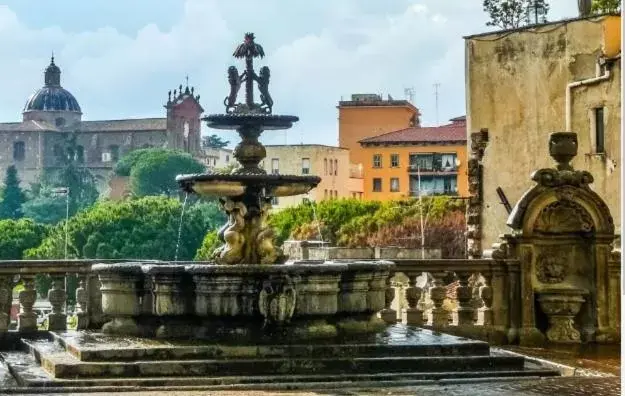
537 288 588 344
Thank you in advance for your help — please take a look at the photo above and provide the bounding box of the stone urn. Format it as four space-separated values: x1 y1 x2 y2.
537 288 587 343
549 132 578 170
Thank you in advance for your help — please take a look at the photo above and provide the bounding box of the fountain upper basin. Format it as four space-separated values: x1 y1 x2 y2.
204 113 299 130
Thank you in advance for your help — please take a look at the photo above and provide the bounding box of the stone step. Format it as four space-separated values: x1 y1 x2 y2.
38 351 526 379
2 352 558 389
37 333 491 361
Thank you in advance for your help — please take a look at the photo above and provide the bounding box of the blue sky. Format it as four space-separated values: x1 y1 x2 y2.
0 1 578 147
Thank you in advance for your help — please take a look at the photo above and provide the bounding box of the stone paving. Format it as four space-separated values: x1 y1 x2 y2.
5 377 621 396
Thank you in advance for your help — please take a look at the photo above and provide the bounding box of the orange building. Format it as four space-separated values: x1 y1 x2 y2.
358 117 468 201
337 94 420 168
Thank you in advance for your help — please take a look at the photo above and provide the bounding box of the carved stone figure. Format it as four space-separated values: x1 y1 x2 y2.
215 199 247 264
256 198 278 264
256 66 273 113
258 275 297 326
535 249 569 284
224 66 242 113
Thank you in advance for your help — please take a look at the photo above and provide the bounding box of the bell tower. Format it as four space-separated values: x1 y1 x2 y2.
164 78 204 154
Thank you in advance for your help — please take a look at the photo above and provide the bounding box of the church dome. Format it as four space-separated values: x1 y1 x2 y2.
23 56 81 113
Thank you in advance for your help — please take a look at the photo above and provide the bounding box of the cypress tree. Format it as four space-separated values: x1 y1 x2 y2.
0 165 26 219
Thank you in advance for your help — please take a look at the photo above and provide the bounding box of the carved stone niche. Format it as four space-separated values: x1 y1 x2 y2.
497 132 618 345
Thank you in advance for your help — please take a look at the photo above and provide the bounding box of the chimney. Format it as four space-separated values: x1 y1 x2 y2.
578 0 592 17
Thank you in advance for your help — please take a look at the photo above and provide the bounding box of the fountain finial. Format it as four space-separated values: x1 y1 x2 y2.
225 32 272 114
549 132 578 171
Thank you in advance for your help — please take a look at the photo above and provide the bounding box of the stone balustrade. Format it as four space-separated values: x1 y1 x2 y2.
383 258 522 344
0 259 147 333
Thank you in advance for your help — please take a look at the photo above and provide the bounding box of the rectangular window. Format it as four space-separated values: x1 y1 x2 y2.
109 145 120 162
76 145 85 164
302 158 310 175
13 141 25 161
271 158 279 175
595 107 605 153
390 177 400 192
372 178 382 192
390 154 399 167
271 196 279 205
372 154 382 168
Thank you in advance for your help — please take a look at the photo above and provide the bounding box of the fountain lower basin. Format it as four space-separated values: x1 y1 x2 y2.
92 260 393 342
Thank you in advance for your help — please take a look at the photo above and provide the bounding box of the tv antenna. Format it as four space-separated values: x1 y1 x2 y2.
404 87 415 103
433 82 441 126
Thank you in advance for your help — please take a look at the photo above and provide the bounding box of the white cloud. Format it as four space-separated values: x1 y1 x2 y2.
0 0 579 146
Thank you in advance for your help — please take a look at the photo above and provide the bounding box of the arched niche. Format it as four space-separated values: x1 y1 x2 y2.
500 132 618 345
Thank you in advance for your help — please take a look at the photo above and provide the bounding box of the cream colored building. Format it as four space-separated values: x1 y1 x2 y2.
202 147 234 170
262 145 362 210
465 14 621 250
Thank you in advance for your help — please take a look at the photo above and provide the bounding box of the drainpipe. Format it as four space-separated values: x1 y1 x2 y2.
565 56 612 131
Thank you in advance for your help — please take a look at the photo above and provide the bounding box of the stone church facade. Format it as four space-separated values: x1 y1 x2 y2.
0 57 204 191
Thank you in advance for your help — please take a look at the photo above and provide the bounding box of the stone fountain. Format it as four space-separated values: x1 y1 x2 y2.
1 34 562 391
91 32 394 341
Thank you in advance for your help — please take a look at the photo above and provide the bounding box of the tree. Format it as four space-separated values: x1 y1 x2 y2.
26 133 99 221
22 186 69 224
592 0 621 13
25 197 224 261
0 218 48 260
483 0 550 29
202 134 230 149
128 149 205 197
0 166 26 220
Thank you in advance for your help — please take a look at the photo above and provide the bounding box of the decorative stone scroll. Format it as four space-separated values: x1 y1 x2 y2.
466 128 489 259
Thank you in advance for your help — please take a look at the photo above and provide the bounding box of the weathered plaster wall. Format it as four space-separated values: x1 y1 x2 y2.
466 16 621 249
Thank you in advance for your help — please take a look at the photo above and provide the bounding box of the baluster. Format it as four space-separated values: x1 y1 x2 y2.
453 271 475 326
18 276 37 332
404 274 423 326
75 275 89 329
428 271 449 328
478 272 493 325
380 276 397 324
0 276 10 332
47 276 67 331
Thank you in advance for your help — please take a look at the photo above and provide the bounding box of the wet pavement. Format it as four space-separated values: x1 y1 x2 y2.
3 377 622 395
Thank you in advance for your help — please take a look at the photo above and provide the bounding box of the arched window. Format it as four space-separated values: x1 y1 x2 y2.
329 159 333 175
324 159 328 175
334 159 338 175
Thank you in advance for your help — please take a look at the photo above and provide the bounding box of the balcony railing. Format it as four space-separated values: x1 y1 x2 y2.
409 190 458 197
407 165 458 173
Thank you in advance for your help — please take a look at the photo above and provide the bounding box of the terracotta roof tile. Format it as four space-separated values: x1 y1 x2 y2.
79 118 167 132
359 120 467 145
0 120 59 132
0 118 167 133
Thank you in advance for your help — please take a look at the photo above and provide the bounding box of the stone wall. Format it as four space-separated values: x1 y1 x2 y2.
283 240 442 261
465 16 622 249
